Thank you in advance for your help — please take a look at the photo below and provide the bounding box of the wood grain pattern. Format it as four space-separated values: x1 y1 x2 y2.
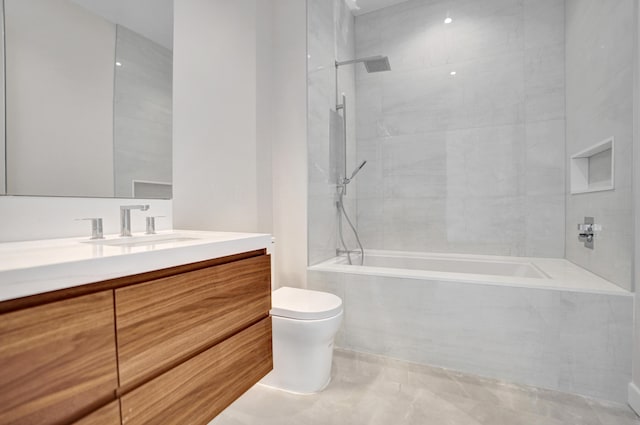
0 292 118 425
120 318 272 425
115 255 271 388
72 401 121 425
0 249 266 315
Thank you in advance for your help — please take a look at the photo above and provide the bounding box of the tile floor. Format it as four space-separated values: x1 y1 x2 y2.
212 349 640 425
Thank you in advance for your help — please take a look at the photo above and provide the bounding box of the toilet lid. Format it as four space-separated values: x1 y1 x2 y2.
270 287 343 320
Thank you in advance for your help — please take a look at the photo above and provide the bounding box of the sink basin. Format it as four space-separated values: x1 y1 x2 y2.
83 233 199 248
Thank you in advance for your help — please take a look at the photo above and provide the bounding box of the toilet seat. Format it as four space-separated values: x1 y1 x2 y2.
270 287 343 320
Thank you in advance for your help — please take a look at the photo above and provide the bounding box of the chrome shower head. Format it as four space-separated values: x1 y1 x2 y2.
336 56 391 73
363 56 391 73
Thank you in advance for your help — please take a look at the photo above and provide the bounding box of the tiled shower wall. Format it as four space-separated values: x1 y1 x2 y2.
354 0 566 257
308 0 357 265
564 0 635 291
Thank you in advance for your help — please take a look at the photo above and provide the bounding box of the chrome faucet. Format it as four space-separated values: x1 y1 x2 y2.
120 205 150 237
76 218 104 240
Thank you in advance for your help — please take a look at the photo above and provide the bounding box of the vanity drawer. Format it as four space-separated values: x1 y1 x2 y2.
73 401 121 425
120 317 272 425
0 291 118 425
115 254 271 387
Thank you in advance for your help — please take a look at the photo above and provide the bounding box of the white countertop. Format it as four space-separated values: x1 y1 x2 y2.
0 230 272 302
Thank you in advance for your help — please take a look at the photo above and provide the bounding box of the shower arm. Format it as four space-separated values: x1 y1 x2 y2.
335 55 387 68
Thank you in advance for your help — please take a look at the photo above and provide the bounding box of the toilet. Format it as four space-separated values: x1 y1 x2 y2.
260 286 343 394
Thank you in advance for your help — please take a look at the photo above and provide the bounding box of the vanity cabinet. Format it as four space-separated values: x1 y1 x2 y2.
0 250 272 425
0 291 118 425
73 402 122 425
115 254 271 389
120 318 272 425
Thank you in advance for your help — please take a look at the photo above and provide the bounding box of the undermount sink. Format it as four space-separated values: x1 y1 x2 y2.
83 233 199 248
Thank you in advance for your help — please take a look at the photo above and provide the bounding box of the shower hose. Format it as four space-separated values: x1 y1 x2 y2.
337 187 365 266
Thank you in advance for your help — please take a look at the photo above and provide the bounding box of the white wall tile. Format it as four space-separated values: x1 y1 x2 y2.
525 120 565 196
317 269 633 402
525 194 565 257
565 0 634 290
523 0 565 49
525 44 565 123
382 197 448 251
354 0 565 258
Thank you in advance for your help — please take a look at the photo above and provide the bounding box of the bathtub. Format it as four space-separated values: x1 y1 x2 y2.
349 252 550 279
307 250 633 402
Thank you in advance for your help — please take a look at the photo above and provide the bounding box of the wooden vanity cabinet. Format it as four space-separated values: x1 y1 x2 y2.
72 402 122 425
0 291 118 425
115 254 272 389
0 250 272 425
120 318 272 425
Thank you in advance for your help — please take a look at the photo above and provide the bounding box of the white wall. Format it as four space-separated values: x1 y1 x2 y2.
173 0 308 288
5 0 115 198
173 0 258 233
0 3 5 196
270 0 308 288
256 1 274 235
0 196 172 243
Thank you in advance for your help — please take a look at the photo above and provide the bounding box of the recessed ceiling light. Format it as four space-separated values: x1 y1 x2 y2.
444 17 453 24
450 71 457 76
115 62 122 67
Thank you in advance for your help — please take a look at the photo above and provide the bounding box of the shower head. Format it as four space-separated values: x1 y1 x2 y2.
364 56 391 73
349 160 367 180
336 56 391 73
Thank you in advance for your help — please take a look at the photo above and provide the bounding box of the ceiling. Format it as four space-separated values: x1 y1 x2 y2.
71 0 173 50
347 0 412 16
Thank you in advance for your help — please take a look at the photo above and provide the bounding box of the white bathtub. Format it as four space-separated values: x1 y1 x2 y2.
307 250 633 402
313 249 627 294
357 253 548 279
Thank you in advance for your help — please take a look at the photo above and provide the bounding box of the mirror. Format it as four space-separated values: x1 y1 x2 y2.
3 0 173 199
0 4 5 196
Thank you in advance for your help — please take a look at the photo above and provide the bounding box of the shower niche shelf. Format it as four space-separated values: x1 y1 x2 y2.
570 137 614 194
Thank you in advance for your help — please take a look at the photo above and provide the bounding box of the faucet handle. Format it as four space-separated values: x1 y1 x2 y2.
76 218 104 240
145 216 165 235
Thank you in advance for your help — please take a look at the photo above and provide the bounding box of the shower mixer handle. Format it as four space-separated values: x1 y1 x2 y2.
577 224 594 242
577 217 601 249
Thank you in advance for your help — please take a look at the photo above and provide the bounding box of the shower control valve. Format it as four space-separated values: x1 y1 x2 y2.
577 217 601 249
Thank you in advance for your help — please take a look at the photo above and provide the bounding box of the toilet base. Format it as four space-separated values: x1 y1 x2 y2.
260 310 343 394
258 375 331 395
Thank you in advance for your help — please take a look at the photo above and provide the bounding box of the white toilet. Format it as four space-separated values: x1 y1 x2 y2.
260 286 343 394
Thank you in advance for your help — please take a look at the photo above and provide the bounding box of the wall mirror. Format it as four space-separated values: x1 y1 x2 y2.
2 0 173 199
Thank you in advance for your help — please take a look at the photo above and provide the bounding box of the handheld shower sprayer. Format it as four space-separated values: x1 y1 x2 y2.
342 160 367 187
349 160 367 180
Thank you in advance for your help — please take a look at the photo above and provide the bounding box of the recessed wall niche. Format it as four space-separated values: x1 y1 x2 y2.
570 138 614 194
